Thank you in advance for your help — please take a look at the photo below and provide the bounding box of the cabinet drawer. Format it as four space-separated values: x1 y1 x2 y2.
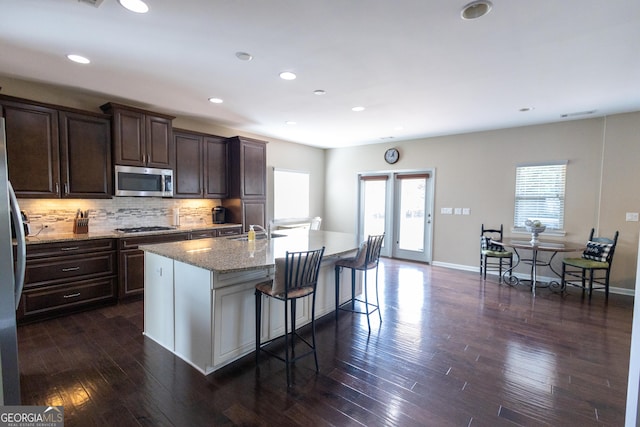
190 230 218 239
119 232 190 250
27 239 116 259
218 227 241 237
25 252 116 286
21 277 116 317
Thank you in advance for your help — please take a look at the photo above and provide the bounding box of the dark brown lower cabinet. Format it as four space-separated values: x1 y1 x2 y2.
18 239 117 323
189 226 241 240
118 232 190 300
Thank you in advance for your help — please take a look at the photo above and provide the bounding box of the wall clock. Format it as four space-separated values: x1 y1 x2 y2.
384 148 400 164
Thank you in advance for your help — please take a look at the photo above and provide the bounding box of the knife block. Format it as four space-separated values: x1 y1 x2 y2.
73 218 89 234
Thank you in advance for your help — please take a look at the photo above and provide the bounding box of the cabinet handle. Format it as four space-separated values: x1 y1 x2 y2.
55 182 59 194
63 292 81 299
62 266 80 272
60 247 80 251
64 182 69 194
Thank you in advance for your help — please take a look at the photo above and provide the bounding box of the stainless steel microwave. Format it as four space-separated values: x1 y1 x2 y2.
114 165 173 197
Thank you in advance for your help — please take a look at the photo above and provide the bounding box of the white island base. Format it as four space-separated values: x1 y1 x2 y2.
143 252 358 375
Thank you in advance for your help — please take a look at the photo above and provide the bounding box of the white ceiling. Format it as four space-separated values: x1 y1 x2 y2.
1 0 639 148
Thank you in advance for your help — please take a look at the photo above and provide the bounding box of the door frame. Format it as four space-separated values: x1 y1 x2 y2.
357 168 435 263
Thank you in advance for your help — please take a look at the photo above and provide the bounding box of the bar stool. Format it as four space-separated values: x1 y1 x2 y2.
255 247 325 387
334 234 385 332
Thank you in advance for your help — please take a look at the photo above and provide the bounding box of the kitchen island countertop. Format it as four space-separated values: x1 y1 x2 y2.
140 229 359 274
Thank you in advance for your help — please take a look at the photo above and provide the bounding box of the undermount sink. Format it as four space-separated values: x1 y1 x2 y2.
228 233 287 241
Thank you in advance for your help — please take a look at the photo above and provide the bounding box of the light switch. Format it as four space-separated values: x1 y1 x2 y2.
441 207 453 215
454 208 462 215
462 208 470 215
626 212 639 222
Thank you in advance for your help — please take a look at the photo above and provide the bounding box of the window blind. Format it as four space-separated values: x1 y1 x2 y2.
514 163 566 230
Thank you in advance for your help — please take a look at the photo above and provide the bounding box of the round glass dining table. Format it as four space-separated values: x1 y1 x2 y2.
491 239 585 296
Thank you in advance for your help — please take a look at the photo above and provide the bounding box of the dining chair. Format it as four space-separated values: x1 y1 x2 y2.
254 247 325 387
334 234 385 332
561 228 619 300
480 224 513 283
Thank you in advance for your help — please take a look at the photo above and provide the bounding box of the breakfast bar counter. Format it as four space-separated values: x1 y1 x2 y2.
140 229 359 374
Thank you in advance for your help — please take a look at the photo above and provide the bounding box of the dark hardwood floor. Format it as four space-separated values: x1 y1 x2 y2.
18 259 634 426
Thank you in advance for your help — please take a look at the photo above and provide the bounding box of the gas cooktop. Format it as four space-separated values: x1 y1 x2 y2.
115 226 176 234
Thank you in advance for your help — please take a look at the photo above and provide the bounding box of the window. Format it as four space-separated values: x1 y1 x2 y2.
274 169 309 219
514 162 567 230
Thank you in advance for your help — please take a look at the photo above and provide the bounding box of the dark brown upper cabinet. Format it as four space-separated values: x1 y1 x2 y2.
204 135 228 198
1 95 111 199
173 129 228 199
226 136 266 199
173 129 203 198
222 136 267 231
59 111 112 198
101 102 174 169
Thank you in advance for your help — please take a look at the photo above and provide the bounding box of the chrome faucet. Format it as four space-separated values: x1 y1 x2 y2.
251 224 269 239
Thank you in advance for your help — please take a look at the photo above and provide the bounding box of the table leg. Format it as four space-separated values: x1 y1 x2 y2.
502 248 521 286
531 249 538 296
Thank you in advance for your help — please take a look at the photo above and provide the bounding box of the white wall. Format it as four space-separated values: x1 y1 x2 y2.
325 113 640 291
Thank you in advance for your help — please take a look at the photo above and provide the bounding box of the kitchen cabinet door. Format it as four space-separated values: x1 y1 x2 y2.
173 130 203 198
145 114 173 168
102 102 174 168
226 136 266 199
59 111 112 198
204 135 228 198
1 98 60 198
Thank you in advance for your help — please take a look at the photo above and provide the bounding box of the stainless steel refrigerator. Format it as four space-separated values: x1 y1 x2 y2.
0 117 27 404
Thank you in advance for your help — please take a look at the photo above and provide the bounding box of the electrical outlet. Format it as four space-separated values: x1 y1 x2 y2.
454 208 462 215
462 208 470 215
440 207 453 215
626 212 639 222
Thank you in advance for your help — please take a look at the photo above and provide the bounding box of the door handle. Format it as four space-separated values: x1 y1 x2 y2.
62 267 81 272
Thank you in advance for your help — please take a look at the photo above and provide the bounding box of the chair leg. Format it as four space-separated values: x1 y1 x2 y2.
335 266 340 321
285 300 291 387
255 290 261 365
311 293 319 373
482 255 487 280
350 268 356 311
363 271 371 332
374 266 382 324
291 300 297 360
588 269 594 300
498 258 503 283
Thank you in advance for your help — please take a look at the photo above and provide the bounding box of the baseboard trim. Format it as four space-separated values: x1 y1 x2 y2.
430 261 633 296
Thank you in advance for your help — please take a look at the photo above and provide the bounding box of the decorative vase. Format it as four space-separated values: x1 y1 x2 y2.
525 225 546 244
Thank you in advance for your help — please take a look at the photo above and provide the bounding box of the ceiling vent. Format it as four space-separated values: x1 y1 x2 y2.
78 0 105 7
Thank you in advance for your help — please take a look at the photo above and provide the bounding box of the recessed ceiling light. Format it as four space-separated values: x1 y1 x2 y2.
519 107 534 112
235 52 253 61
279 71 297 80
285 121 297 125
461 1 492 20
118 0 149 14
313 89 326 95
208 97 223 104
352 106 365 112
66 54 90 64
394 126 404 131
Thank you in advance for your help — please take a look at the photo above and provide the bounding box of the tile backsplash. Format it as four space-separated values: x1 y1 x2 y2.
17 197 222 235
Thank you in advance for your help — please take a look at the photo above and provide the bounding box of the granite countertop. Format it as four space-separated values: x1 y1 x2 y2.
23 223 242 245
140 229 359 274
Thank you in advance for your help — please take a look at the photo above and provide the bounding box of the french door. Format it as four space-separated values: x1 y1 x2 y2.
358 171 433 263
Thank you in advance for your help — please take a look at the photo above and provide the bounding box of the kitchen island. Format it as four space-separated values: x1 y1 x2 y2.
140 229 359 375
